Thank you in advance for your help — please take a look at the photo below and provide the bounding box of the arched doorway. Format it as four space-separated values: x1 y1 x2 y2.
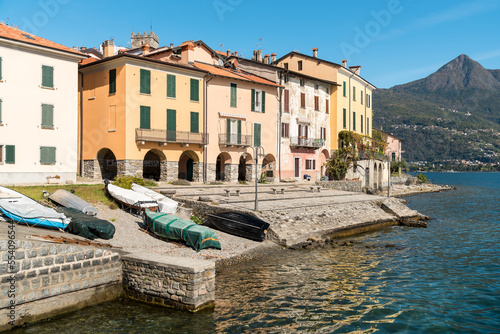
320 149 329 178
216 152 231 182
143 150 163 181
262 154 276 181
96 148 117 180
238 153 252 182
378 162 383 191
373 163 378 190
179 151 200 182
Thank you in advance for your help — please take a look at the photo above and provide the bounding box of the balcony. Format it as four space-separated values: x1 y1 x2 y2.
218 133 253 147
358 150 387 161
135 128 208 146
289 137 325 149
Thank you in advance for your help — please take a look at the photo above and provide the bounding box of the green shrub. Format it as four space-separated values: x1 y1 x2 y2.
113 175 146 189
190 214 203 225
144 179 158 187
417 173 428 183
172 179 191 186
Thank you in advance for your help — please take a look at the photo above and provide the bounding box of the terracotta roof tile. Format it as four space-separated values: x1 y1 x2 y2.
79 57 97 65
0 23 85 56
214 50 226 56
193 62 281 87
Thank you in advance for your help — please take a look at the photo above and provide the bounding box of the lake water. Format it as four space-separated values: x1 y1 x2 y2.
12 173 500 333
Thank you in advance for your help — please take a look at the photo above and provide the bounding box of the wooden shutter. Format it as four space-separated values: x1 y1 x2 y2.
42 65 53 88
254 123 261 147
140 69 150 94
313 160 316 170
230 83 237 107
237 119 242 144
251 89 255 111
343 81 346 97
41 104 54 128
343 108 347 128
305 125 309 139
353 86 356 101
109 69 116 94
361 91 363 104
140 106 151 129
261 91 266 113
314 96 319 111
284 89 289 113
326 99 329 114
301 93 305 108
353 111 356 130
40 147 56 164
226 119 231 143
167 74 176 98
5 145 15 164
361 116 364 133
167 109 176 141
190 112 199 133
190 79 199 101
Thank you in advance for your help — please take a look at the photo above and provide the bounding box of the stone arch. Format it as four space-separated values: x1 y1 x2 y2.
96 148 117 180
320 149 329 178
238 153 253 182
143 149 166 181
179 151 200 182
262 154 276 181
216 152 232 181
373 163 378 190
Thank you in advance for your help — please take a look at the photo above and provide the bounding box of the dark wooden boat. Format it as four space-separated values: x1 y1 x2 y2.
206 211 270 241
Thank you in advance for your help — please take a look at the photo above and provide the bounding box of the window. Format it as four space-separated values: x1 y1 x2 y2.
109 69 116 94
326 87 329 94
353 111 356 131
343 108 347 128
320 127 326 141
298 124 308 138
283 74 289 84
298 61 302 71
305 159 316 170
343 81 346 97
300 78 305 87
361 115 363 133
284 63 288 70
42 65 53 88
190 78 199 101
140 106 151 129
190 112 199 133
314 96 319 111
226 119 241 144
0 57 2 80
230 83 237 107
167 74 176 98
140 69 150 94
253 123 261 147
326 99 329 114
5 145 15 164
40 146 56 165
284 89 289 113
251 89 266 113
360 90 363 105
392 152 396 161
353 86 356 101
300 93 305 108
281 122 289 138
167 109 176 141
367 94 371 108
41 104 54 128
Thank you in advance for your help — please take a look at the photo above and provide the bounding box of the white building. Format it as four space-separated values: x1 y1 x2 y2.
0 24 86 184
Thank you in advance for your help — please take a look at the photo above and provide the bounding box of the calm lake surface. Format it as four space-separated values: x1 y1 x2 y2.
13 172 500 333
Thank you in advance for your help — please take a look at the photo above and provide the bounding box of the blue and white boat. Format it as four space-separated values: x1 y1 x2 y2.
0 186 70 230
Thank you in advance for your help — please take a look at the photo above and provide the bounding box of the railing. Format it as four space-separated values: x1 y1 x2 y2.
218 133 253 146
135 128 208 145
289 137 325 149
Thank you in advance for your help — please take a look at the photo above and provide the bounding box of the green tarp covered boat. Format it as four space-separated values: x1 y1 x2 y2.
143 210 221 252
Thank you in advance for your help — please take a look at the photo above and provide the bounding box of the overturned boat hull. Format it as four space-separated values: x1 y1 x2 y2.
206 211 270 242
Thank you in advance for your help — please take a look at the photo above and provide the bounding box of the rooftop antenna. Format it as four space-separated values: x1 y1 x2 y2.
219 43 223 51
6 17 9 26
256 38 263 50
150 20 153 31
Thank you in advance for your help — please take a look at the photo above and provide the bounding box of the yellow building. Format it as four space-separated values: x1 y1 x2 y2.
79 52 207 181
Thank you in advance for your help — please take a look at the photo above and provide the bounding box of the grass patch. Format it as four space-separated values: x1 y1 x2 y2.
10 184 115 207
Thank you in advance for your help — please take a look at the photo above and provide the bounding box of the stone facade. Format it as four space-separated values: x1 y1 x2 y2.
315 180 363 192
0 240 122 331
122 253 215 312
165 161 179 182
206 163 217 183
82 160 98 179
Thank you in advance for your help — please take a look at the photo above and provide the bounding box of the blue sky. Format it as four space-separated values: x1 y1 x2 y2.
1 0 499 88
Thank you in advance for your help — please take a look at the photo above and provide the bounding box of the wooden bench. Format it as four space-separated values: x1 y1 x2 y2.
310 186 321 193
271 188 285 195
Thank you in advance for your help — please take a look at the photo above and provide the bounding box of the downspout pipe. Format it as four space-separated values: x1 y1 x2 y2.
79 72 84 177
277 71 283 182
203 74 215 183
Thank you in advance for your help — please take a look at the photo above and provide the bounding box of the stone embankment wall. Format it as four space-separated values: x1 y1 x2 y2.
122 253 215 312
0 240 122 331
315 180 363 192
391 176 417 185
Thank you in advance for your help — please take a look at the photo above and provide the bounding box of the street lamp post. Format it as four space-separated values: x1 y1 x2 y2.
244 146 265 211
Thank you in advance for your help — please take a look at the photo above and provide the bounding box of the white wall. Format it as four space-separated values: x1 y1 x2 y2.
0 42 81 184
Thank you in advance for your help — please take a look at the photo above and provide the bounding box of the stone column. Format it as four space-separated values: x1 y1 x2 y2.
166 161 179 182
223 163 232 182
206 163 217 183
160 160 169 181
193 162 204 182
229 164 239 183
245 163 252 182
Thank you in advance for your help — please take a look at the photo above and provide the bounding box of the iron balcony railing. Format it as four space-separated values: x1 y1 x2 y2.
218 133 253 147
135 128 208 145
289 137 325 149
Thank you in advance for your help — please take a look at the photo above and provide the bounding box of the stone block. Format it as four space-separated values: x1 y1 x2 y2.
38 268 49 275
55 256 64 264
50 266 60 273
28 250 37 258
31 278 41 290
85 250 94 259
44 257 54 266
65 254 75 263
42 276 50 287
38 248 49 256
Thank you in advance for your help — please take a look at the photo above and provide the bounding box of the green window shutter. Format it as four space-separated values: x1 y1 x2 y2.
40 147 56 164
353 111 356 131
230 83 237 107
251 89 255 111
353 86 356 101
140 69 151 94
167 74 176 98
41 104 54 128
0 57 2 80
361 116 364 133
109 69 116 94
140 106 151 129
190 79 199 101
360 91 363 104
226 119 231 143
254 123 261 147
167 109 176 141
367 117 370 133
237 119 242 144
190 112 199 133
343 108 346 128
42 65 53 88
343 81 346 97
261 91 265 113
5 145 15 164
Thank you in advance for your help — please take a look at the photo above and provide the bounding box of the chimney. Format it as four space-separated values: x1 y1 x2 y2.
141 43 150 55
227 49 231 57
271 53 276 63
102 40 115 58
170 43 173 48
312 47 318 58
349 65 361 75
342 59 347 68
256 49 263 62
180 40 195 65
264 54 270 64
